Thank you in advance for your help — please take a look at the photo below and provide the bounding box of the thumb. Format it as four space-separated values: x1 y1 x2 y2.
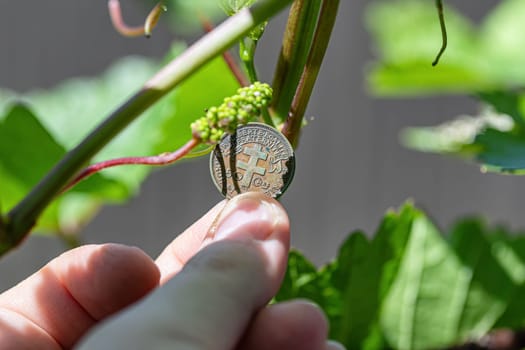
77 193 290 350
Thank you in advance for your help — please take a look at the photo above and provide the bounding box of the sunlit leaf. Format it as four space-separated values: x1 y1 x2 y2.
277 203 525 350
0 104 125 234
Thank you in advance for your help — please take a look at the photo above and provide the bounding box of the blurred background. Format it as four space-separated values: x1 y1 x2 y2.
0 0 516 291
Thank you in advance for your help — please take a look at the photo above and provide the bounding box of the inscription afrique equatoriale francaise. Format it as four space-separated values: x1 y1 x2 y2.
210 123 295 199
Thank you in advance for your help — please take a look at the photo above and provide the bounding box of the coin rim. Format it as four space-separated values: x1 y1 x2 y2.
209 122 296 199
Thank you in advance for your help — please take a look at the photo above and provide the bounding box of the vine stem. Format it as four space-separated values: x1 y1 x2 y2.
271 0 322 126
62 138 199 193
281 0 340 147
2 0 293 256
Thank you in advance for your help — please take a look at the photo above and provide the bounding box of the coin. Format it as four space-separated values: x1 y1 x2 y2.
210 123 295 199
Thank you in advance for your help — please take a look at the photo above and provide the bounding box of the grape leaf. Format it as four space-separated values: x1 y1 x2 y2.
277 203 525 350
0 104 127 234
331 205 415 350
25 56 164 191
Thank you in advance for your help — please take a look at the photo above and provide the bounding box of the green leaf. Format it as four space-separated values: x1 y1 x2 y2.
475 128 525 172
478 91 525 128
26 56 164 191
278 203 525 350
365 0 489 95
367 62 497 97
0 105 66 233
491 231 525 328
365 0 525 95
400 104 522 174
277 204 418 350
220 0 258 15
0 104 124 234
381 215 521 350
331 205 416 350
448 220 516 339
478 0 525 84
1 51 239 236
275 250 320 301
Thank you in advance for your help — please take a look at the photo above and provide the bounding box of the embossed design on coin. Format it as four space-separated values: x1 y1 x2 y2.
210 123 295 199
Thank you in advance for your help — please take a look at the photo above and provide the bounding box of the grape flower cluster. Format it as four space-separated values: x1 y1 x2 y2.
191 82 273 144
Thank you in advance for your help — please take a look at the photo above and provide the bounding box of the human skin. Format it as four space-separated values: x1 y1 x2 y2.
0 192 344 350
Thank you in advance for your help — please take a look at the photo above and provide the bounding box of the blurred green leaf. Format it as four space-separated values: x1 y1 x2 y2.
0 105 125 234
401 109 513 152
366 0 488 95
144 0 225 33
478 91 525 127
381 215 520 350
366 0 525 95
400 89 525 174
0 105 64 232
0 49 239 236
220 0 257 15
478 0 525 84
331 205 415 350
26 56 164 191
153 52 240 154
475 128 525 172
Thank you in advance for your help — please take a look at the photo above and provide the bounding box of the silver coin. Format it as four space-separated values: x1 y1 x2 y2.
210 123 295 199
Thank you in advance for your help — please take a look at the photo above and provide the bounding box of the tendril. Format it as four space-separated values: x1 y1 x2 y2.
108 0 165 38
432 0 447 67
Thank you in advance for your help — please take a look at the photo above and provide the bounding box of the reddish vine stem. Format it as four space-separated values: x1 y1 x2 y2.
200 16 250 87
62 138 199 193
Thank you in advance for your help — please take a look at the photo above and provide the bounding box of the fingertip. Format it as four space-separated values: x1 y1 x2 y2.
213 192 290 245
156 192 291 284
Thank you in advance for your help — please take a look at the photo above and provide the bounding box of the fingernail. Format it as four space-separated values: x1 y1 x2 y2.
213 192 286 241
325 340 347 350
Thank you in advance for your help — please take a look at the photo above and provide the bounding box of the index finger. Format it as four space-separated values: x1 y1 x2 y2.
155 192 290 284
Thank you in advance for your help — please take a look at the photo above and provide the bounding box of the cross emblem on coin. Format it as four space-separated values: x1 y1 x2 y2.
236 144 268 187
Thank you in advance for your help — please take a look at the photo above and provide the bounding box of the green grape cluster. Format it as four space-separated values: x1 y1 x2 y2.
191 82 273 144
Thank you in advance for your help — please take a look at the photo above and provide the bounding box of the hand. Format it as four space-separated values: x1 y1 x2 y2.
0 192 344 350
